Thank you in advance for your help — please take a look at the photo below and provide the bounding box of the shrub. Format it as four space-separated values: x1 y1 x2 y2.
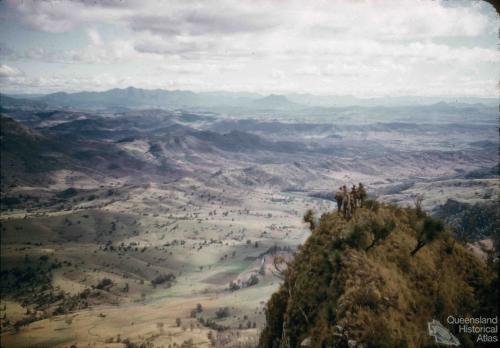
411 216 445 256
229 281 240 291
215 307 230 319
57 188 78 199
364 199 380 212
366 217 396 251
96 278 113 290
347 223 369 249
303 209 316 230
151 273 175 286
246 274 259 287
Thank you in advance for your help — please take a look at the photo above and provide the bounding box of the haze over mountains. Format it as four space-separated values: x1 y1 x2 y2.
4 87 497 110
2 90 497 199
0 0 498 345
0 88 498 347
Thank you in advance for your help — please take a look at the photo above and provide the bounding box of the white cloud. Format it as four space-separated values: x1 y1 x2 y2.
5 0 495 38
86 28 102 46
0 64 24 78
1 0 498 97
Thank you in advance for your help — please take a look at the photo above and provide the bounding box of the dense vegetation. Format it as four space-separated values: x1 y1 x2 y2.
259 201 498 347
435 199 499 242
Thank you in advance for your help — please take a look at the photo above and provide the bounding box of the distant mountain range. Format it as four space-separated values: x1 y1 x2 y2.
4 87 289 110
2 87 497 110
0 94 50 111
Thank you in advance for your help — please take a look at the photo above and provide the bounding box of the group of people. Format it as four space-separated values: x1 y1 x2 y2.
334 183 367 219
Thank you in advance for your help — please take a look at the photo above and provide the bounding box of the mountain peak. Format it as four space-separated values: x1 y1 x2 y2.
252 94 298 109
259 202 497 347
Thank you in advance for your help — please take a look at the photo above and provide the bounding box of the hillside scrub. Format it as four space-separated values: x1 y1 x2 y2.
435 199 498 241
259 203 498 348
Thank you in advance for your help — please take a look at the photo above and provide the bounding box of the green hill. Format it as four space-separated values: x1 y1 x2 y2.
259 201 498 348
0 115 59 190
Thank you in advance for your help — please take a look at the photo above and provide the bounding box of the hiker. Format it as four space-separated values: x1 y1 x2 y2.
350 185 358 209
341 185 352 219
334 187 343 212
358 183 367 207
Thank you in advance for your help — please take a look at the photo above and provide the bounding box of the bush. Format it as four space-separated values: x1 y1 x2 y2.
215 307 230 319
411 216 445 256
366 216 395 251
229 281 240 291
151 273 175 286
364 199 380 212
57 188 78 199
347 223 369 249
246 274 259 287
303 209 315 230
96 278 113 290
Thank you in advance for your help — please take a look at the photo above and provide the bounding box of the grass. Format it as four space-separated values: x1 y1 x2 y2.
259 203 498 348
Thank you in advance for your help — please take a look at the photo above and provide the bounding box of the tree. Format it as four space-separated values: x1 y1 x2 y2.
229 281 240 291
246 274 259 287
215 307 230 319
151 273 175 286
413 195 425 218
411 216 445 256
347 223 368 249
96 278 113 290
272 255 287 279
303 209 315 231
366 217 396 251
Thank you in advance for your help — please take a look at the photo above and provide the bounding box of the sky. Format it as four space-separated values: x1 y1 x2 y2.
0 0 498 97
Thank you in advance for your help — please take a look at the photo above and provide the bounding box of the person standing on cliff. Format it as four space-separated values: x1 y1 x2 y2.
334 187 343 212
358 183 367 207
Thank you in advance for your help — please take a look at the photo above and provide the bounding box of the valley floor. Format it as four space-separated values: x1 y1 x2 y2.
1 179 334 347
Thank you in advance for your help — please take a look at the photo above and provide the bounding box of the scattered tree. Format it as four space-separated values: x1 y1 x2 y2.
366 217 396 251
215 307 230 319
96 278 113 290
411 216 445 256
303 209 315 230
246 274 259 287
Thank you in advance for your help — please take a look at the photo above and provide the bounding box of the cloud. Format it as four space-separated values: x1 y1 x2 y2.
86 28 102 46
5 0 495 38
133 34 217 56
4 0 279 35
0 64 24 78
1 0 498 97
3 0 131 33
128 10 277 36
0 38 151 65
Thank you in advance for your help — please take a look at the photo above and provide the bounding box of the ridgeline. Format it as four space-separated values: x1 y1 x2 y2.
259 200 498 348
